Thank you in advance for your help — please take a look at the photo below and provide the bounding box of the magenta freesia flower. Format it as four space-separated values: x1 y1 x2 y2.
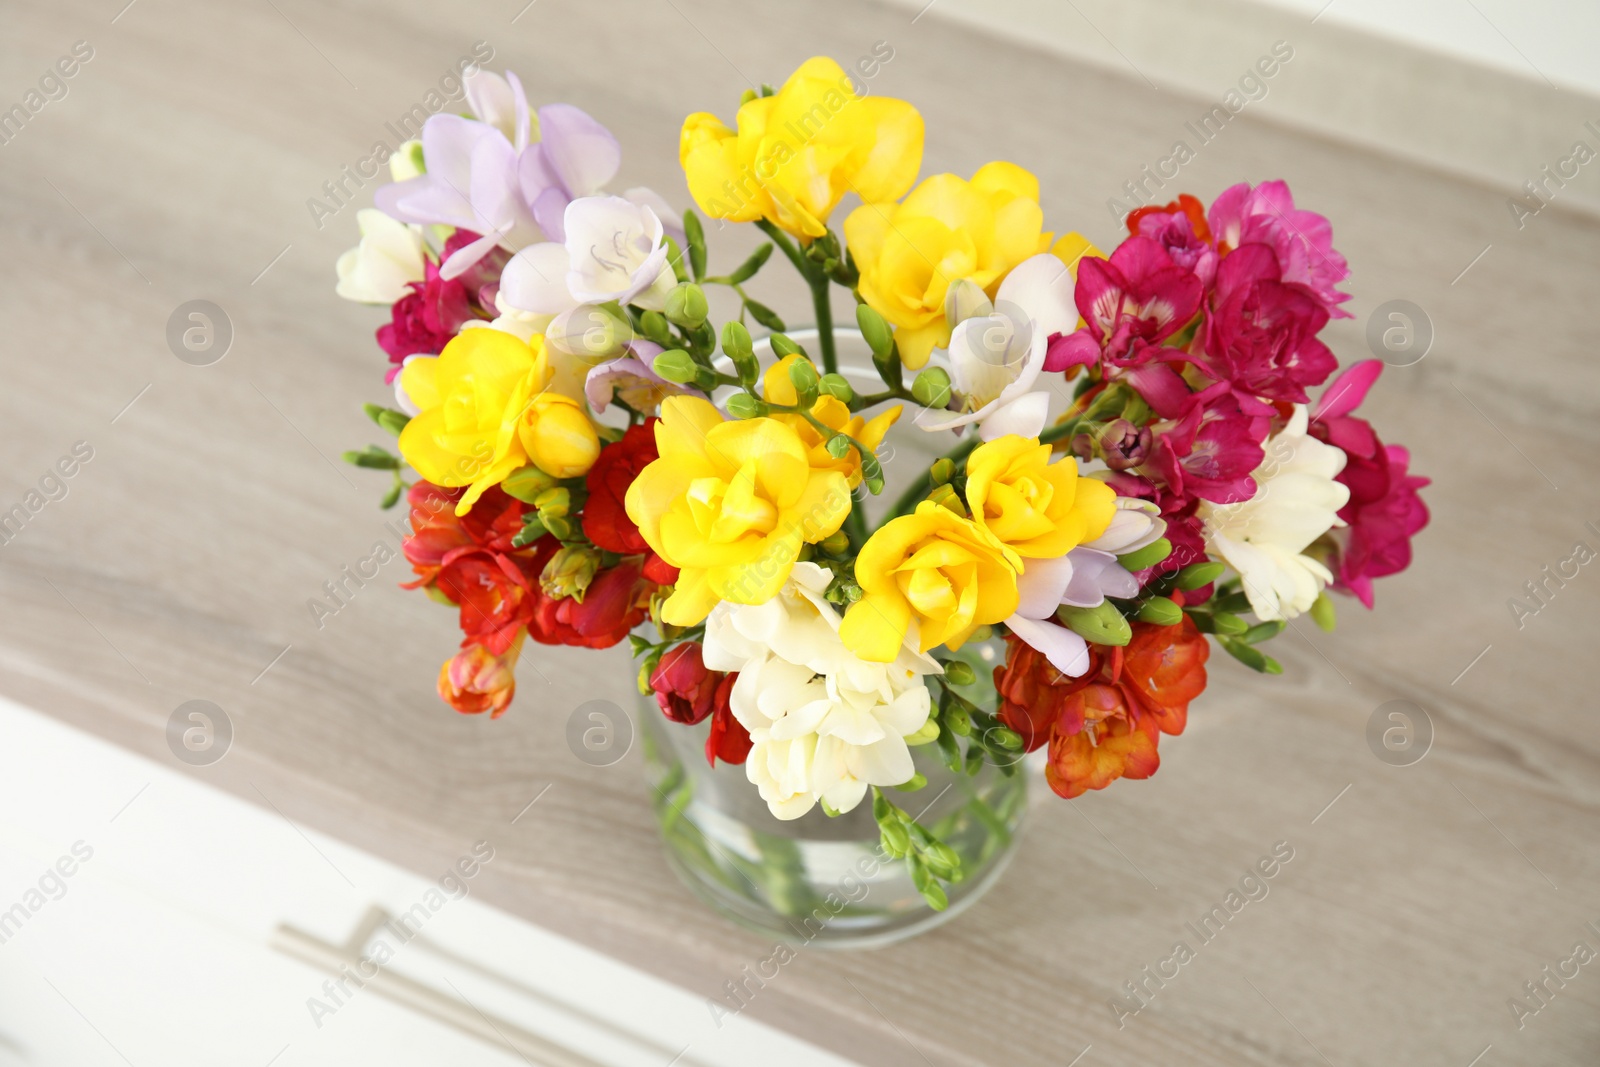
1208 180 1351 318
1309 361 1430 607
376 230 501 381
1130 200 1218 287
1045 237 1203 372
1145 384 1273 505
1202 244 1338 404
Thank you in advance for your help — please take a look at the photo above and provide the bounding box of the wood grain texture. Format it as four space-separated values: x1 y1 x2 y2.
2 1 1597 1064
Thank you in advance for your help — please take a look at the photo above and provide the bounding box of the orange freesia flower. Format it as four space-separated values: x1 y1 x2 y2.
995 616 1208 799
438 636 523 718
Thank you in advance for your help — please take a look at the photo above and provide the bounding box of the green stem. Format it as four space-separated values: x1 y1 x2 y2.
842 496 869 551
808 272 838 376
754 219 838 376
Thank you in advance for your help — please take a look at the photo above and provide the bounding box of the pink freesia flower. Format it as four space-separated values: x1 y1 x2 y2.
1310 361 1430 607
1046 236 1204 372
1202 244 1338 404
1208 180 1352 318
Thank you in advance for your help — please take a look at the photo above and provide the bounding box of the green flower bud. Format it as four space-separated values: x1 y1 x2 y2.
928 483 966 515
664 283 709 328
541 545 601 601
911 366 952 408
945 704 973 736
929 458 955 486
1117 537 1173 572
501 465 558 504
770 332 803 358
533 487 570 517
1136 596 1183 626
881 820 911 856
893 772 928 792
943 660 977 687
720 320 758 384
651 349 699 384
724 393 767 420
787 356 820 402
819 529 851 554
1059 601 1132 646
855 303 895 359
1310 591 1337 632
639 310 672 345
1211 612 1249 635
903 719 940 746
1175 560 1225 590
818 373 854 402
825 434 852 459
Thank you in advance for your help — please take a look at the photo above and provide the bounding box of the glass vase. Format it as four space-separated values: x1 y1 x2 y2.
638 636 1027 948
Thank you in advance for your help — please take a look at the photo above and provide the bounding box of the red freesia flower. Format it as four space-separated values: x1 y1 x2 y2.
650 642 724 724
583 420 679 584
402 481 527 587
526 543 652 649
438 550 540 656
706 698 751 767
1202 244 1338 404
995 617 1209 799
1046 236 1204 372
1310 361 1431 607
438 636 522 718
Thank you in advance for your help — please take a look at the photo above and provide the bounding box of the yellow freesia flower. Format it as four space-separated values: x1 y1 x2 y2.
679 56 923 239
761 354 901 488
964 435 1116 559
398 330 599 516
624 396 852 625
839 502 1021 663
845 162 1056 370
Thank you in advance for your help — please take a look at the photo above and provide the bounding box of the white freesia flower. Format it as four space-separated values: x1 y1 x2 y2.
919 253 1081 440
335 209 426 304
1199 406 1350 621
702 563 941 820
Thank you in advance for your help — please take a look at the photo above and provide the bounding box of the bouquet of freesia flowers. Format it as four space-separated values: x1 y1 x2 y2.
337 58 1428 910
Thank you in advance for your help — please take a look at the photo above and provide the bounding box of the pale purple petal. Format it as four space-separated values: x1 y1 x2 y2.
498 243 576 315
505 70 531 153
1060 547 1139 607
537 103 621 197
1014 556 1078 620
440 231 502 280
1005 614 1092 678
623 187 684 245
532 185 570 242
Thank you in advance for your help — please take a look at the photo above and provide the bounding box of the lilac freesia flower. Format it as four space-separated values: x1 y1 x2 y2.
1003 498 1167 677
375 68 671 284
585 342 704 413
498 196 677 321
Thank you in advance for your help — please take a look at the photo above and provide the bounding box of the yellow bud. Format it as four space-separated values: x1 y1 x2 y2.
519 395 600 480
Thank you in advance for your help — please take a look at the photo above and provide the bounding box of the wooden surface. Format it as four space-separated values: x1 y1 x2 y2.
3 1 1598 1064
